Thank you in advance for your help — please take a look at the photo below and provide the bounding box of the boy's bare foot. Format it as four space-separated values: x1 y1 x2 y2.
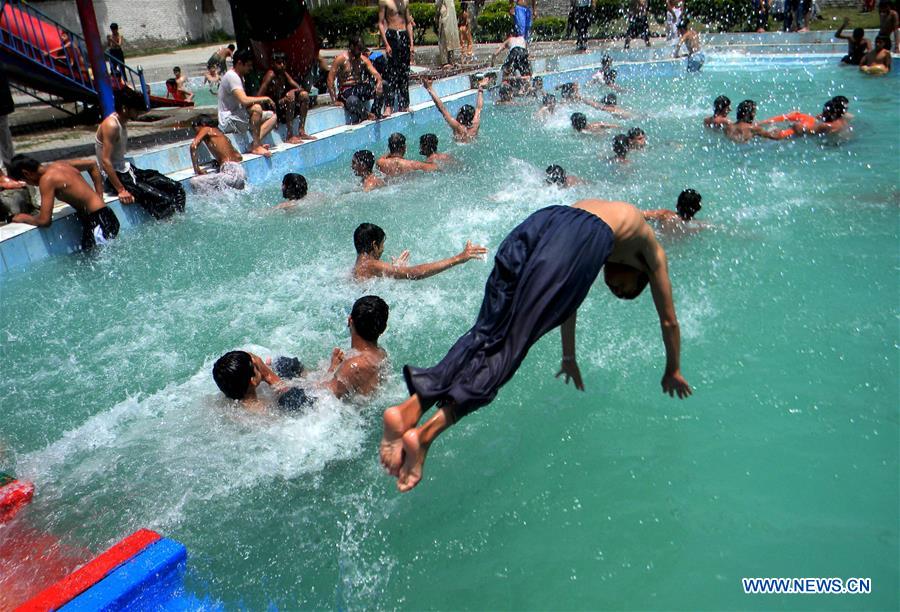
298 132 316 140
250 145 272 158
286 135 303 144
397 428 428 492
380 394 423 475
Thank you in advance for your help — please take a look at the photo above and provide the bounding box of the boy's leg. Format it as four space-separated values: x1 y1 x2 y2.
397 405 455 492
380 393 425 475
296 91 314 139
281 92 298 142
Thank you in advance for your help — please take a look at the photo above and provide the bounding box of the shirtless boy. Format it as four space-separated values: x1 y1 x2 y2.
674 19 704 72
860 35 893 74
173 67 194 102
352 222 487 280
328 36 384 124
643 189 704 234
378 0 415 114
352 150 386 192
704 95 732 128
212 295 390 411
379 199 691 492
571 112 619 134
724 100 778 143
257 52 314 142
545 164 585 187
419 133 455 164
7 155 119 250
189 114 246 193
423 77 485 143
377 133 439 176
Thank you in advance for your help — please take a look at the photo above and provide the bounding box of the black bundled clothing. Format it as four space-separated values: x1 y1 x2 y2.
79 206 120 250
403 206 615 419
108 166 186 219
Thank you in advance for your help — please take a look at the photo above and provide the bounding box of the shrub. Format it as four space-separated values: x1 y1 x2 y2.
477 11 514 41
409 2 437 44
532 16 567 40
311 4 377 47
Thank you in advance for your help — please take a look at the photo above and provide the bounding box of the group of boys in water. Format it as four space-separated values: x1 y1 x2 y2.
2 22 879 492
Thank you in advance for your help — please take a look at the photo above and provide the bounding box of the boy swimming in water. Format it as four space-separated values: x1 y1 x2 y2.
189 114 246 194
212 296 390 411
703 95 732 129
643 189 704 233
571 112 619 134
835 18 871 65
352 222 487 280
580 93 633 119
627 127 646 149
724 100 779 143
611 134 631 163
271 173 309 210
859 35 892 74
535 94 557 120
545 164 585 187
379 198 691 492
419 133 455 165
423 77 485 143
377 133 440 176
352 150 386 192
761 97 852 138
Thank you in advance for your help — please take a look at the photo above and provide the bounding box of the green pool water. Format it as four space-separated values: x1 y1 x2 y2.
1 55 898 610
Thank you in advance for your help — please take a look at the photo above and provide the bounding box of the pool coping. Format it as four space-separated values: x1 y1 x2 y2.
0 49 864 276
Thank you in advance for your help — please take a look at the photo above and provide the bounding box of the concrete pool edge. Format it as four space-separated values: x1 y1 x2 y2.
0 51 855 276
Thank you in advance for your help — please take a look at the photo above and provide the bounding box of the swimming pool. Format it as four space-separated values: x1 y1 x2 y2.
2 54 897 609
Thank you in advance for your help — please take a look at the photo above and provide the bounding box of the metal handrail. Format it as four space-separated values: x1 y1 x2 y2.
0 0 146 101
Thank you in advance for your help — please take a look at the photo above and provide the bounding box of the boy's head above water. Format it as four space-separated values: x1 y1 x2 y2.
419 133 439 156
282 173 308 200
545 164 567 186
713 95 731 116
352 150 375 176
388 132 406 155
212 350 265 400
612 134 629 159
736 99 756 123
570 112 587 131
350 295 390 343
676 188 702 220
456 104 476 127
354 222 386 256
192 114 217 131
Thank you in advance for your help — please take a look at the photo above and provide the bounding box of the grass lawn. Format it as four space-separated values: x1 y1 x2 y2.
808 6 881 30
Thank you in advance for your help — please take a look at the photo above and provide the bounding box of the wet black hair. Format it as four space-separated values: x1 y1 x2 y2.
602 93 617 106
821 100 845 122
736 99 756 123
627 126 645 139
212 350 254 400
677 17 691 30
676 188 702 220
604 69 617 83
613 134 630 158
282 173 308 200
354 223 385 255
420 133 439 155
7 154 40 181
831 95 849 113
387 132 406 154
542 93 556 107
499 83 513 100
874 34 890 47
713 95 731 115
571 112 587 131
558 82 577 99
227 44 236 51
601 54 613 69
545 164 567 186
173 66 181 73
351 295 389 343
852 27 865 39
456 104 476 126
352 149 375 172
232 48 254 66
192 114 217 128
110 23 119 30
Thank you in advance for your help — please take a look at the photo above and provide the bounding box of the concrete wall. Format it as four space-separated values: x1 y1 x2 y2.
30 0 235 51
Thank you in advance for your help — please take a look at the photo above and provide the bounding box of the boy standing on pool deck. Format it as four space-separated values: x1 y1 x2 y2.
352 222 487 280
189 115 246 193
674 19 704 72
378 0 415 115
379 199 691 492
